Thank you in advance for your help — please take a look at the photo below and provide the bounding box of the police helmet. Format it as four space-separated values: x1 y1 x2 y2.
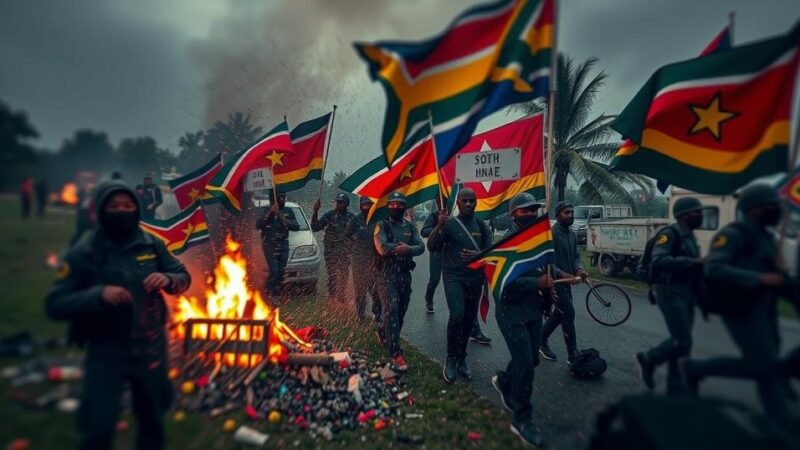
672 197 705 218
388 191 407 205
360 196 373 206
335 193 350 206
509 192 542 214
736 184 780 212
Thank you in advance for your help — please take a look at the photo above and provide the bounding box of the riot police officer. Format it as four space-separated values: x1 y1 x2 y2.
684 184 790 419
255 190 299 301
427 188 493 383
312 193 356 303
491 192 551 447
636 197 706 394
420 199 442 314
374 191 425 372
45 180 191 450
345 196 382 321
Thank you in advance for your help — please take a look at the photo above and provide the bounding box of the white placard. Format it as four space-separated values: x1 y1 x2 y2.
455 147 521 183
244 167 273 192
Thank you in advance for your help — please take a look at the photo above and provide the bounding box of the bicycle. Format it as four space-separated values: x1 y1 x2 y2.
556 276 632 327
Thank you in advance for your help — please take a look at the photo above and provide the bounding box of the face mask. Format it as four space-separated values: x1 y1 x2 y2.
100 211 139 241
388 207 405 221
763 207 782 227
361 206 371 216
687 214 703 230
514 215 537 229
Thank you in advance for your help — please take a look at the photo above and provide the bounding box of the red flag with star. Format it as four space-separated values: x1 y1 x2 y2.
207 121 293 212
168 154 222 210
140 203 210 255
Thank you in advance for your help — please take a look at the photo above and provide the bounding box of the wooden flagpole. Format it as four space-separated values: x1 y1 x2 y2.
544 0 559 216
317 105 338 202
427 110 446 210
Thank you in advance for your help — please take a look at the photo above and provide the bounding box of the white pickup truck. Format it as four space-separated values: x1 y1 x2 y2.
586 188 799 278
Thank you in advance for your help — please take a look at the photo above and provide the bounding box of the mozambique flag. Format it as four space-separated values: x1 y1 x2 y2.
339 124 438 224
140 203 209 255
778 168 800 210
354 0 553 166
467 215 554 301
275 112 332 192
611 24 800 195
168 154 222 210
440 114 545 219
207 121 292 212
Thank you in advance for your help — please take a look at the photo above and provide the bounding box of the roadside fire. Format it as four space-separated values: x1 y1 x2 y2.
59 183 79 206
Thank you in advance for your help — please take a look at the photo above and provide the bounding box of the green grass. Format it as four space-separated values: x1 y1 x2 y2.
579 249 647 292
0 196 529 449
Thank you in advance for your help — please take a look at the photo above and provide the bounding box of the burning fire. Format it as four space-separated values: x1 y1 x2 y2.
60 183 79 205
171 236 310 367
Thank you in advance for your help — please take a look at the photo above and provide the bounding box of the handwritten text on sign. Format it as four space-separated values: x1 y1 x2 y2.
244 167 273 192
455 148 521 184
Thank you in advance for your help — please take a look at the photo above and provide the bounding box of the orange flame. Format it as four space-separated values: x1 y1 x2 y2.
171 235 310 367
60 183 79 205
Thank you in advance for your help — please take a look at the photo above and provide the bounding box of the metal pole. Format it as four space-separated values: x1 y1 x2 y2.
317 105 338 202
544 0 559 215
427 110 446 209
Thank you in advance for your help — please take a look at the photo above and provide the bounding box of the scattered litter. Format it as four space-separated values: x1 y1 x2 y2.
467 431 482 441
233 425 269 446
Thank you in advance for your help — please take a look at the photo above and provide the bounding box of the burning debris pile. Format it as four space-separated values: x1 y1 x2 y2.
166 237 412 441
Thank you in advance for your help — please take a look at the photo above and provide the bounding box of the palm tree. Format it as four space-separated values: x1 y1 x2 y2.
177 130 208 172
521 55 653 208
205 112 263 160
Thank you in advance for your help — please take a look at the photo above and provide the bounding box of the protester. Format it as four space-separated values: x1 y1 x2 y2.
45 180 191 450
636 197 705 394
20 176 34 219
312 193 356 303
427 188 493 383
684 184 790 420
540 202 589 364
491 192 551 447
345 196 382 321
420 199 443 314
35 179 48 216
70 181 96 247
137 175 163 220
373 191 424 372
255 190 299 302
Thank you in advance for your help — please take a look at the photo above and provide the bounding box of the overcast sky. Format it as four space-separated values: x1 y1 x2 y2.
1 0 798 177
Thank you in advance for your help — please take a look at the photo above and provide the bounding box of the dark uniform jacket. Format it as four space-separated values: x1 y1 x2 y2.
426 215 492 281
499 225 547 304
652 222 702 294
706 219 778 298
373 217 425 272
256 207 300 251
45 182 190 346
552 223 583 279
312 210 356 246
345 213 378 259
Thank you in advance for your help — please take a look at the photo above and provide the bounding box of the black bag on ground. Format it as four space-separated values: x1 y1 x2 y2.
568 348 607 379
590 395 800 450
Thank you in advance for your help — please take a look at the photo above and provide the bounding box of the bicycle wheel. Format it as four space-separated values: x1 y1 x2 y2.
585 283 631 327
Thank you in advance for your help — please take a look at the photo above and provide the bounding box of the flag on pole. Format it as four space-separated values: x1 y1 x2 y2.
140 203 210 255
441 113 546 219
610 23 800 195
207 121 293 212
467 215 554 301
275 112 332 192
778 168 800 210
339 124 439 224
354 0 554 166
168 154 222 210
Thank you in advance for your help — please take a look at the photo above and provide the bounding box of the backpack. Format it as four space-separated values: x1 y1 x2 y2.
569 348 607 379
697 223 758 317
637 225 681 304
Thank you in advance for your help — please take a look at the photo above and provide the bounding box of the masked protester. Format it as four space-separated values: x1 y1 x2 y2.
636 197 706 394
256 190 299 302
345 196 382 321
540 202 589 365
45 180 191 450
427 188 493 383
373 191 425 372
684 184 791 420
491 192 551 447
312 193 356 303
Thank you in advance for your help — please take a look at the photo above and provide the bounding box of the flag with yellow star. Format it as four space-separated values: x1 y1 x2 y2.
207 120 293 212
140 202 210 255
354 0 553 167
339 123 438 224
275 112 332 192
168 154 222 210
610 23 800 194
778 168 800 210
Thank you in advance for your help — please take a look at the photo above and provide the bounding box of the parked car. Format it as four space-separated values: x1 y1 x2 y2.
251 196 321 292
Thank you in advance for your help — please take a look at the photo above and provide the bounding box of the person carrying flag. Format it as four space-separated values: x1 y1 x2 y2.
312 193 356 303
256 190 300 302
490 192 552 448
345 196 382 321
427 188 493 383
420 198 443 314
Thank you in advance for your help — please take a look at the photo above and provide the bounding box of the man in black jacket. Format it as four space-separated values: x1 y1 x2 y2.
312 193 356 303
45 180 191 450
255 190 299 301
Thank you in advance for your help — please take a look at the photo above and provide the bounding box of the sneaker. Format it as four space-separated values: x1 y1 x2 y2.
425 299 434 314
636 352 655 390
392 354 409 372
510 421 544 448
456 358 472 380
539 343 557 362
442 357 458 384
491 375 512 412
469 330 491 345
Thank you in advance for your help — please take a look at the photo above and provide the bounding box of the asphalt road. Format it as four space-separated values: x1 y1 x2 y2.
396 250 800 450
